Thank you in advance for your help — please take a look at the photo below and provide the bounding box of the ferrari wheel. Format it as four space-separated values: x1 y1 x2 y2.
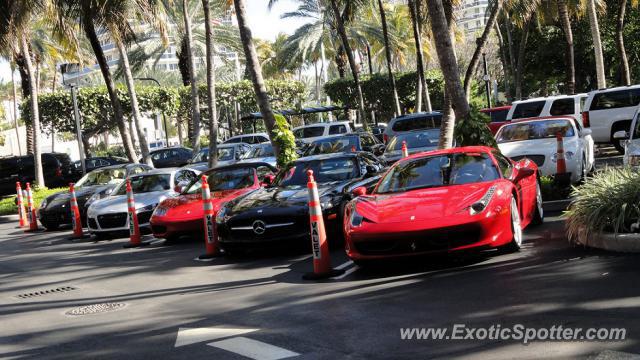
501 197 523 253
531 181 544 226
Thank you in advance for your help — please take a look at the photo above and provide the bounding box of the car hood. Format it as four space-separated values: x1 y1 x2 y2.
240 157 277 167
90 190 171 214
228 182 346 215
355 182 494 223
498 137 579 157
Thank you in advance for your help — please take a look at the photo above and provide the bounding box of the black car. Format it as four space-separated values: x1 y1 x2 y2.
148 147 193 168
37 163 152 230
0 153 74 196
303 133 385 157
71 156 128 180
216 152 386 253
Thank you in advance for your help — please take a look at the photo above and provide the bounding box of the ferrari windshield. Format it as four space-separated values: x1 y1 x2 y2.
184 167 255 194
497 119 575 143
303 136 359 156
386 130 440 152
113 174 171 195
76 167 126 187
376 153 500 193
191 147 235 163
276 157 358 187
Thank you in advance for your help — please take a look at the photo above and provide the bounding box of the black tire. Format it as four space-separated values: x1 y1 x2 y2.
41 220 60 231
531 180 544 226
613 138 626 154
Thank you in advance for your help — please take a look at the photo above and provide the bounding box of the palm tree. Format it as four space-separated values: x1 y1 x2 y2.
328 0 369 130
202 0 219 168
557 0 576 94
425 0 470 149
463 0 503 99
233 0 282 158
0 1 45 186
182 0 203 151
376 0 401 116
615 0 637 86
585 0 606 89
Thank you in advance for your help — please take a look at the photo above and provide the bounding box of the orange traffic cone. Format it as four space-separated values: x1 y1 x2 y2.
16 182 27 228
123 179 145 248
24 183 39 232
401 140 409 158
197 175 220 260
302 170 345 280
68 183 90 240
555 133 567 174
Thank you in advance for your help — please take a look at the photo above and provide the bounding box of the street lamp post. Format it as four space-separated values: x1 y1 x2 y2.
134 77 169 146
60 63 86 176
482 52 492 109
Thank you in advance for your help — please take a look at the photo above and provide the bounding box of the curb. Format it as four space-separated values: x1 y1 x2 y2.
575 231 640 253
542 199 573 213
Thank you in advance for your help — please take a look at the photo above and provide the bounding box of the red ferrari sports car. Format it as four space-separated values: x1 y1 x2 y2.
150 162 276 241
343 146 542 263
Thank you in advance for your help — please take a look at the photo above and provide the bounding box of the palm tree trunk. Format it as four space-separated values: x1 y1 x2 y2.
515 16 532 100
10 62 22 156
463 0 503 99
233 0 281 159
425 0 470 149
587 0 606 89
616 0 631 86
15 56 34 155
20 35 44 187
202 0 219 168
182 0 202 152
329 0 369 130
495 21 510 99
409 0 432 112
504 12 517 100
557 0 576 94
116 40 152 166
82 14 137 163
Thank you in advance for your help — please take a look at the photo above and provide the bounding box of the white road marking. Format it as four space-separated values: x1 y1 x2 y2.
335 260 354 270
149 239 165 246
193 257 215 262
208 336 299 360
333 265 359 280
174 327 258 347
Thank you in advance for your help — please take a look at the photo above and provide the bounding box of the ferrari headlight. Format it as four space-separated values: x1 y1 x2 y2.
628 155 640 167
138 203 157 212
469 185 497 215
551 151 575 162
350 207 364 227
153 206 167 217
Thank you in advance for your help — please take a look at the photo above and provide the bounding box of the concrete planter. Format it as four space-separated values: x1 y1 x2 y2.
574 227 640 253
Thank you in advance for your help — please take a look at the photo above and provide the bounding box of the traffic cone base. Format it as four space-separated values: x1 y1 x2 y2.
197 175 220 259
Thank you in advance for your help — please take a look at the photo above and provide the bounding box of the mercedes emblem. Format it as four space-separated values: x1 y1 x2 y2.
252 220 266 235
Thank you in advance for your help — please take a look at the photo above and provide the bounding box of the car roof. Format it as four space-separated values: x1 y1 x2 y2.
150 146 191 153
587 84 640 94
229 132 269 138
309 134 360 142
508 116 576 125
295 152 361 162
391 111 442 121
481 105 511 111
293 121 351 130
130 168 179 176
401 146 494 161
203 161 276 174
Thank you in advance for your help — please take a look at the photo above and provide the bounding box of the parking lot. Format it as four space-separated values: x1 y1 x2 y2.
2 207 640 359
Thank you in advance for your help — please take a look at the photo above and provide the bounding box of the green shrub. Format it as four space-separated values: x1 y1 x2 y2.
566 168 640 242
270 114 298 168
539 175 572 201
454 105 497 147
0 187 67 216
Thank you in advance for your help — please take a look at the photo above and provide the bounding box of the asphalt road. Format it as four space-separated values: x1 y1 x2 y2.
2 210 640 360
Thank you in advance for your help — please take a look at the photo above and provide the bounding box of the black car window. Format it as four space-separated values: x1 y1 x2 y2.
175 170 197 184
386 130 440 151
304 136 359 156
276 157 358 187
511 101 546 119
184 167 255 194
590 89 640 110
376 153 499 193
0 157 20 174
549 98 575 116
297 126 325 138
392 114 442 132
493 151 513 179
489 109 509 123
225 137 241 143
329 124 347 135
76 168 126 187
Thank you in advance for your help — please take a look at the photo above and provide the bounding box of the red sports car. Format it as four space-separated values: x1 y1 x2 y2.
343 146 542 263
150 162 276 241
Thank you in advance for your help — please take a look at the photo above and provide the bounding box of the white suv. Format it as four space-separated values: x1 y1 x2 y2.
582 85 640 153
293 121 354 143
507 94 587 122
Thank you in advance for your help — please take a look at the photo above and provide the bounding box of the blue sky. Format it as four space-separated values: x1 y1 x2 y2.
0 0 307 83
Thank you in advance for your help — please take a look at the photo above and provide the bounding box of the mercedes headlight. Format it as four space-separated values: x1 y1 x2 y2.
552 151 575 162
469 185 497 215
320 197 337 210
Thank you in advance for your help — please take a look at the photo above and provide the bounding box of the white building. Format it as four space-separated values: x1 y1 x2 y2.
457 0 489 35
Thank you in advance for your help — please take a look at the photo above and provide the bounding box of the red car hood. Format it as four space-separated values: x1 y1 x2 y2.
160 188 254 217
356 182 495 223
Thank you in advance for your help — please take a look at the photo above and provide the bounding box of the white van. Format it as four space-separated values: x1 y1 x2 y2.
582 85 640 153
506 94 587 122
293 121 354 143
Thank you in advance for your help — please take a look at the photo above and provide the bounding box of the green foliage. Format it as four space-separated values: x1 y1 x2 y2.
270 114 298 168
91 143 127 158
324 71 445 122
453 106 497 148
539 175 571 201
566 168 640 244
0 187 66 216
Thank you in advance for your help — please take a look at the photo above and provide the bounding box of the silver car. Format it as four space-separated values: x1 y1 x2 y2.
86 168 200 237
240 143 277 168
189 143 251 172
